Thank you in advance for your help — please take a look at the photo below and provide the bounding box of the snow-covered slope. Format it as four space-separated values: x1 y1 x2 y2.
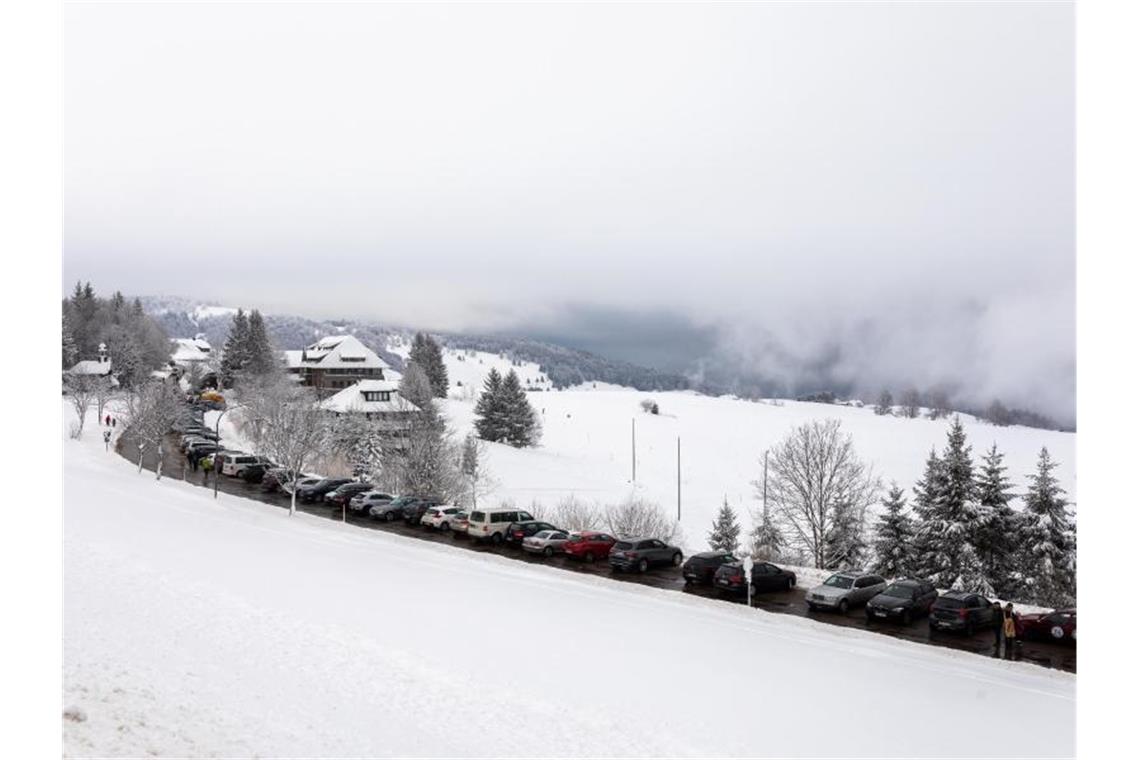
435 383 1075 550
65 409 1073 757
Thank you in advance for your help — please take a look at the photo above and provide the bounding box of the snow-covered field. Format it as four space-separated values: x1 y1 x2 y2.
399 347 1077 550
65 406 1074 757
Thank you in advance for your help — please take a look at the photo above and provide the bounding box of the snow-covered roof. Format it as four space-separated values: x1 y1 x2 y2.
297 335 389 370
283 350 304 369
172 337 211 365
68 359 113 376
319 380 418 415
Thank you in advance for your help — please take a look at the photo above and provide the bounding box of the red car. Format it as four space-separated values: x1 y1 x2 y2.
1018 608 1076 644
562 531 617 563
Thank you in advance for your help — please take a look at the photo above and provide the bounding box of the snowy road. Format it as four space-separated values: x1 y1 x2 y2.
67 423 1075 757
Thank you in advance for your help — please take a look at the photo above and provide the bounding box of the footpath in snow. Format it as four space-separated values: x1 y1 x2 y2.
64 407 1074 757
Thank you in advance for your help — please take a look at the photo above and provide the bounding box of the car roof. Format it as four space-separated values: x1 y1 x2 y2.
940 590 974 599
694 551 730 558
889 579 923 588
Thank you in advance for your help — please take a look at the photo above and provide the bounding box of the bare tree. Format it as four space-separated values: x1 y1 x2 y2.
548 495 604 531
459 434 497 509
241 377 335 516
64 374 98 436
93 377 119 423
604 495 679 541
758 419 880 569
122 380 182 478
900 388 921 419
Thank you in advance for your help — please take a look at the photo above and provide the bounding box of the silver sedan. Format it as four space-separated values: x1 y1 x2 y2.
806 571 888 613
522 529 570 557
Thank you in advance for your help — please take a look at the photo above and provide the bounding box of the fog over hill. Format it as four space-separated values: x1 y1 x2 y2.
139 295 1071 431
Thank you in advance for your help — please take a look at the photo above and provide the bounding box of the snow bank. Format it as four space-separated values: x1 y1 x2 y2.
64 404 1073 757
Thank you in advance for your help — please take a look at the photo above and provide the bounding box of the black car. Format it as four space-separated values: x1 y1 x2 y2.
865 579 938 624
682 552 737 585
186 441 222 459
713 560 796 595
260 468 300 493
241 462 277 484
608 538 683 573
324 482 373 507
929 591 997 635
504 520 560 546
298 478 352 503
402 496 444 525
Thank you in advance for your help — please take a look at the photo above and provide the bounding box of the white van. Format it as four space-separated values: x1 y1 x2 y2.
464 507 534 544
219 453 263 477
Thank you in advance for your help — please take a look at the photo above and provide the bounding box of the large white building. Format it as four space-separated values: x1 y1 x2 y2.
171 334 212 368
67 343 115 380
284 335 392 393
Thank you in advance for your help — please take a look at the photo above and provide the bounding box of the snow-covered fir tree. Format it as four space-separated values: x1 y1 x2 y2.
823 498 869 569
473 368 508 442
61 310 78 369
871 483 915 578
409 332 449 399
219 309 250 388
244 310 278 378
912 418 975 586
707 499 741 554
1017 447 1076 607
972 443 1018 597
749 505 784 561
500 369 540 447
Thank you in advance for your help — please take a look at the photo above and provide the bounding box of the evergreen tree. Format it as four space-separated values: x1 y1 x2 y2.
707 499 741 554
61 309 78 369
973 443 1017 596
1018 448 1076 607
474 368 508 442
219 309 250 388
824 498 868 569
749 506 784 562
104 323 144 388
874 389 893 416
409 332 449 398
501 369 539 447
871 483 915 577
912 418 975 586
241 310 277 378
911 447 946 579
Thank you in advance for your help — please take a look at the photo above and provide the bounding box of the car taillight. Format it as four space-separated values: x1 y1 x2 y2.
627 552 638 559
958 609 969 619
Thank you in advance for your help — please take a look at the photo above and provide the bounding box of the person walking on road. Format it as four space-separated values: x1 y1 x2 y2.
105 414 111 427
200 455 213 485
188 450 198 472
1002 603 1020 660
991 601 1004 657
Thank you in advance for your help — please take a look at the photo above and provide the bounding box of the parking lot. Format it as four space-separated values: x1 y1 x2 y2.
120 428 1077 675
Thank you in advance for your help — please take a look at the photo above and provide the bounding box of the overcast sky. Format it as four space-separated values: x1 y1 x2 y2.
64 2 1074 421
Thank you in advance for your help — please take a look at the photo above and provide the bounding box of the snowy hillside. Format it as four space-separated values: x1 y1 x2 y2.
64 408 1074 757
400 347 1076 552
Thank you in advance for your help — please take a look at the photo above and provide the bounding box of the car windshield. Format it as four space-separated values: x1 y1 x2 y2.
470 511 485 522
614 541 633 550
934 597 966 609
824 575 854 589
567 534 584 543
883 586 914 599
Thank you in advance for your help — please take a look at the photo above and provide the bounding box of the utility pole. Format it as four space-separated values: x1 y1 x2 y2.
631 417 637 482
676 436 682 521
762 449 769 515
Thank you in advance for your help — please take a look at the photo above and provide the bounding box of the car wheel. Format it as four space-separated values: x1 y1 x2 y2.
902 610 913 626
671 553 682 567
584 552 595 563
637 559 649 573
784 578 793 591
838 599 849 614
543 546 553 557
490 532 503 545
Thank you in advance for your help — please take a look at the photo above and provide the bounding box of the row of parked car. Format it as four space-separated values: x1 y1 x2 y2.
172 408 1075 645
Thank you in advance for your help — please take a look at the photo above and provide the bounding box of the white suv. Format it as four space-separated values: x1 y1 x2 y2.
465 508 534 544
